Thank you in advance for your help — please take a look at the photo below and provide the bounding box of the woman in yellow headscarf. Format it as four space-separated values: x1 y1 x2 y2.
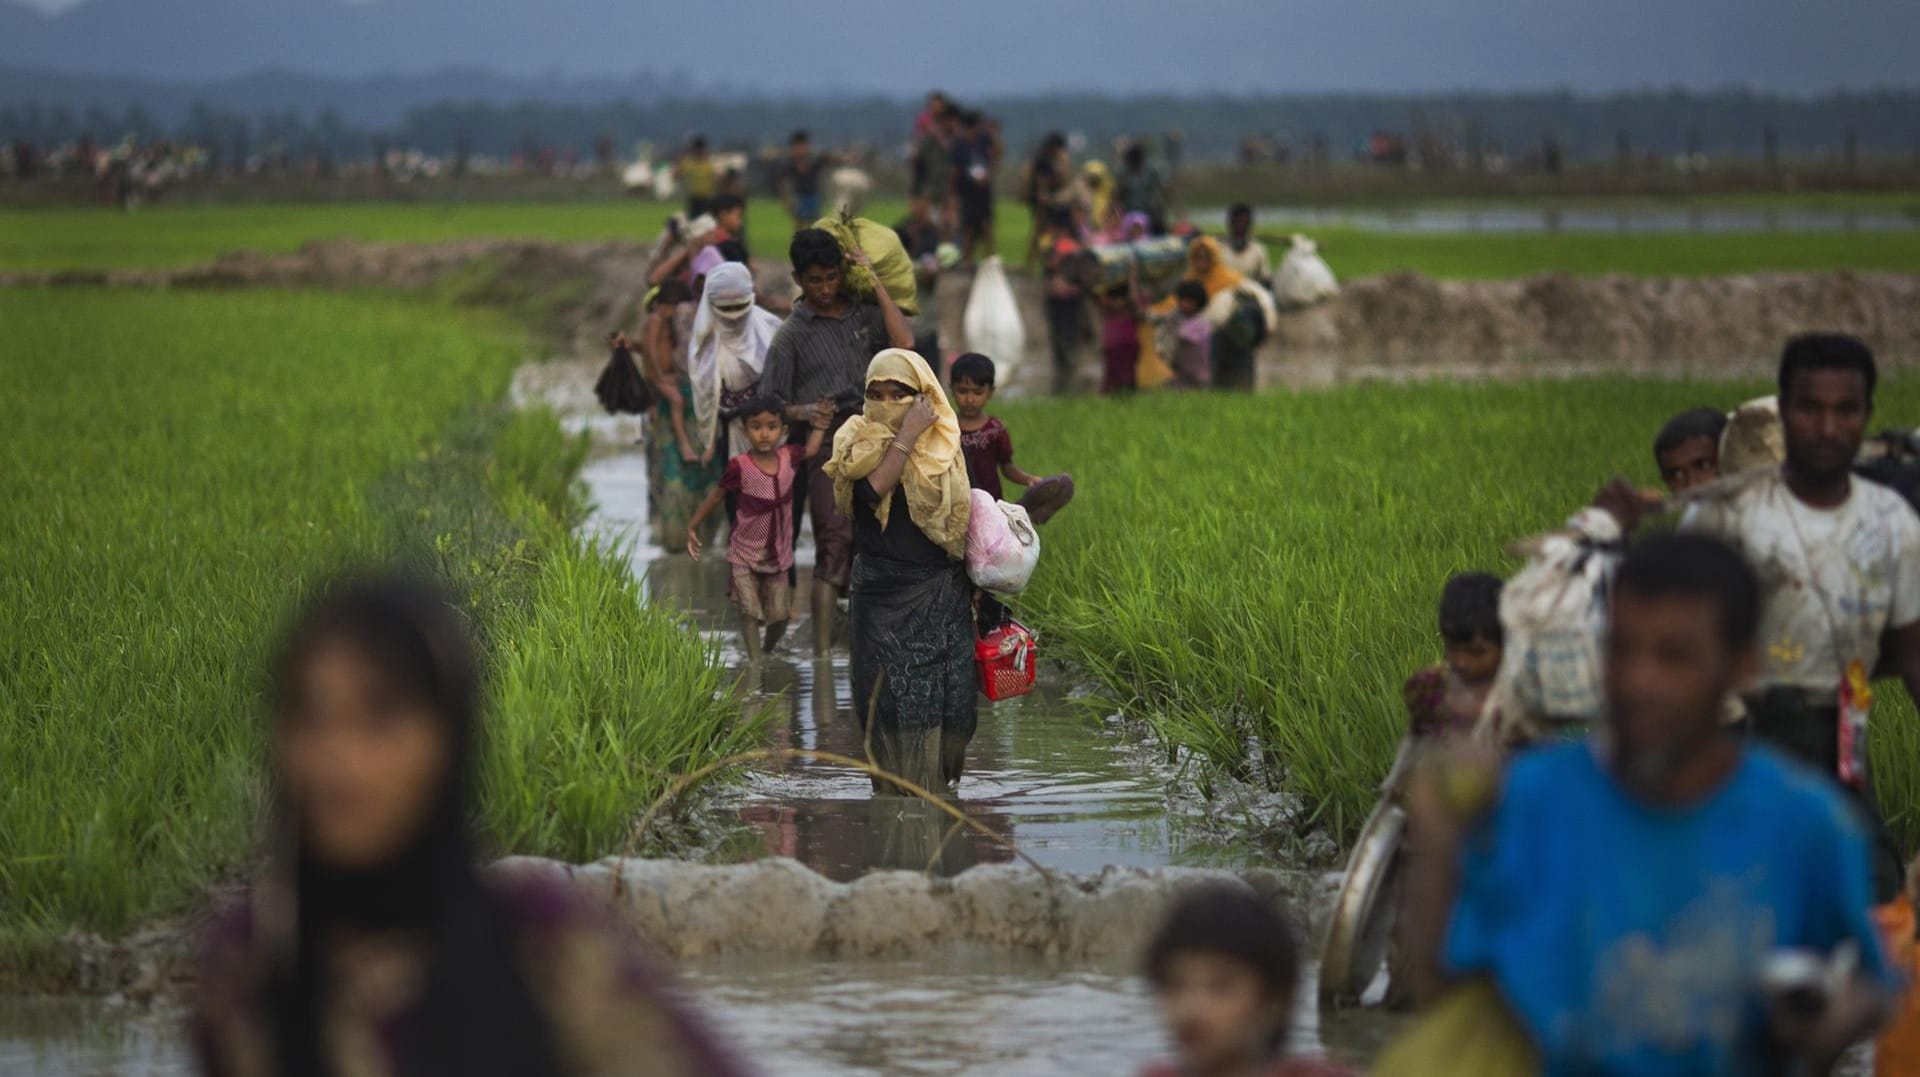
1149 234 1278 391
824 349 977 793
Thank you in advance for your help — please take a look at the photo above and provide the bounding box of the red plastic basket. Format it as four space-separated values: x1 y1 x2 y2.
975 619 1038 701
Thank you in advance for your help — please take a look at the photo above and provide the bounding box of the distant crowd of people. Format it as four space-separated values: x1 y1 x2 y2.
5 135 210 205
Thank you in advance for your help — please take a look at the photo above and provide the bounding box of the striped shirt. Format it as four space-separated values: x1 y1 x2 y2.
761 298 891 417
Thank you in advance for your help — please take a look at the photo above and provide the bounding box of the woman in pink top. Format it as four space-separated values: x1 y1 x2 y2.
687 395 832 659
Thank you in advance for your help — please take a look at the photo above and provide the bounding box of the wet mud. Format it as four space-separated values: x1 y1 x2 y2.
8 238 1917 396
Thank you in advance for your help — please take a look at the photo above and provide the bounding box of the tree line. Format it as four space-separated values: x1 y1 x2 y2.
5 87 1918 165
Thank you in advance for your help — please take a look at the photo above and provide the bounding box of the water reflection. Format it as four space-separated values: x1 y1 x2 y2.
0 996 189 1076
679 954 1403 1077
643 538 1229 882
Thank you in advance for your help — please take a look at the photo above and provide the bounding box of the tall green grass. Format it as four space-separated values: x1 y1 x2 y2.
0 288 747 950
1000 380 1920 855
7 201 1920 280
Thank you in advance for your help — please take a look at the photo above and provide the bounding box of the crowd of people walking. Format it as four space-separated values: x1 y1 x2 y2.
169 92 1920 1077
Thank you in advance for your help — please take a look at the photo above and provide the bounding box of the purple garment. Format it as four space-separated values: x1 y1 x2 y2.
193 869 756 1077
689 246 726 282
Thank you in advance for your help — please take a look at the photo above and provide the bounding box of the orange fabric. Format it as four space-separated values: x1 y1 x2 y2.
1186 235 1246 297
1878 894 1919 1077
1149 234 1248 321
1136 324 1175 389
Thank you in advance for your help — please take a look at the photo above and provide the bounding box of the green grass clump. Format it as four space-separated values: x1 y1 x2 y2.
999 379 1920 854
8 200 1920 280
0 288 747 949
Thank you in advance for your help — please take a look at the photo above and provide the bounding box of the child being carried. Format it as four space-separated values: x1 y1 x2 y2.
688 396 834 659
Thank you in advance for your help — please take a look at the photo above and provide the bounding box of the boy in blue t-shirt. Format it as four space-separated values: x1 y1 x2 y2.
1400 533 1897 1076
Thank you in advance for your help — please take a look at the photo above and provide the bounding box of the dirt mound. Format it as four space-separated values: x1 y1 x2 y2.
1270 269 1920 370
9 239 1917 389
494 855 1338 961
977 267 1920 393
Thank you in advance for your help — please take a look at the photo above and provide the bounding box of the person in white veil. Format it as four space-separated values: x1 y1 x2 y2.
692 261 785 463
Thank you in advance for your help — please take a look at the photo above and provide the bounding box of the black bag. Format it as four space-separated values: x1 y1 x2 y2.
594 342 656 415
1217 291 1269 352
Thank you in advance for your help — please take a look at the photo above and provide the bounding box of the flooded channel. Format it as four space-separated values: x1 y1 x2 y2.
581 443 1257 881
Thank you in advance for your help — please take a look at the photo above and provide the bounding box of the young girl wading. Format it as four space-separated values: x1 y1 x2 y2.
823 349 977 794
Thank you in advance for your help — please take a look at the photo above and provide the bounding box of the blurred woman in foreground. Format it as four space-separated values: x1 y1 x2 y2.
193 573 748 1077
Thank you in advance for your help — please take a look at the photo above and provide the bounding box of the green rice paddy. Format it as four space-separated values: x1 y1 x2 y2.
1000 381 1920 856
0 288 751 956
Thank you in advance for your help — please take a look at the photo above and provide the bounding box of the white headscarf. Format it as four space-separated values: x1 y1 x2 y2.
690 261 782 455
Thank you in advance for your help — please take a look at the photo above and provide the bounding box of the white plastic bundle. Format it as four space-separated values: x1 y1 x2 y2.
962 256 1026 375
1480 508 1621 743
830 166 873 216
1272 233 1340 308
1720 395 1785 476
965 489 1040 595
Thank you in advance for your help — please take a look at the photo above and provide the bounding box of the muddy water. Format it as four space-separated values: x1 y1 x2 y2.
585 446 1246 879
680 954 1402 1075
0 958 1403 1077
0 997 191 1076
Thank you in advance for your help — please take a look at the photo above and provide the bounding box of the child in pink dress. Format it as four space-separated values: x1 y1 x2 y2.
688 396 832 659
1096 280 1143 394
1171 279 1214 389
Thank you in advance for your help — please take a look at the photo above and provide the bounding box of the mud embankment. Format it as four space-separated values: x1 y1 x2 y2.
494 856 1335 962
7 238 1918 389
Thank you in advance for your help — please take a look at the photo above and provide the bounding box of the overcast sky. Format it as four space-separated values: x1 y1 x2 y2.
5 0 1918 96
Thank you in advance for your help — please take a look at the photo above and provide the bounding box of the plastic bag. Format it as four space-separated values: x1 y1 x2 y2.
593 342 655 415
1271 233 1339 308
1479 508 1622 745
1720 395 1784 475
829 166 873 216
965 489 1040 595
963 256 1027 375
813 213 918 317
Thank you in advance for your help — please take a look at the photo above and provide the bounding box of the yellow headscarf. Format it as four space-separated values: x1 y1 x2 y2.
1148 234 1248 322
824 349 972 560
1081 160 1112 226
1185 235 1245 297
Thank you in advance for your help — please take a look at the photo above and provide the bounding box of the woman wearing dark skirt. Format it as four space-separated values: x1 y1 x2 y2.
824 349 977 793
